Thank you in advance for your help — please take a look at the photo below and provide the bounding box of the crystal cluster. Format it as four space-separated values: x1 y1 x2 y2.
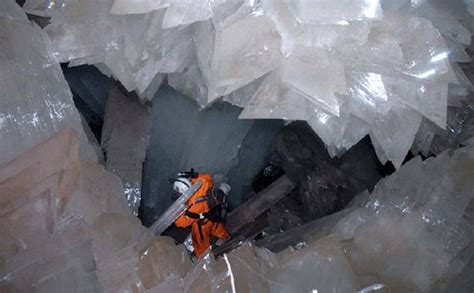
411 95 474 156
332 145 474 291
25 0 473 168
24 0 474 168
189 144 474 292
0 129 191 292
2 117 471 292
40 0 193 100
3 1 473 291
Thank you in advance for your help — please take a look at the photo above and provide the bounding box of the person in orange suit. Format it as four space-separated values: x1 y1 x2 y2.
174 171 231 257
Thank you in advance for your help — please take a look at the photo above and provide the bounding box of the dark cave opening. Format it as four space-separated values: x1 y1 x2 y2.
63 64 413 253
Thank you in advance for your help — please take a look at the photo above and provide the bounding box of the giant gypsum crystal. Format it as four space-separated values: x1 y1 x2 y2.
0 1 97 165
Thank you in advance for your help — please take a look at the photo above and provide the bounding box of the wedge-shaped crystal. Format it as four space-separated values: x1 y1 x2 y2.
193 6 282 104
370 107 422 168
281 48 344 117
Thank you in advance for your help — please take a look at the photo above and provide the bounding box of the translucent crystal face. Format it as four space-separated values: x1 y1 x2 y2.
20 0 474 167
0 2 97 165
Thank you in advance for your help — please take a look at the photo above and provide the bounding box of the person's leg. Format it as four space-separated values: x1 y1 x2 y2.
192 220 212 257
211 221 230 240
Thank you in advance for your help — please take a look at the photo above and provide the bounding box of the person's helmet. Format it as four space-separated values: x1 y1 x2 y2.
219 183 231 196
173 177 192 195
177 168 199 179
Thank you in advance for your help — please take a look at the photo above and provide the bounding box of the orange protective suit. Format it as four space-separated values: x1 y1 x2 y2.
175 173 230 257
